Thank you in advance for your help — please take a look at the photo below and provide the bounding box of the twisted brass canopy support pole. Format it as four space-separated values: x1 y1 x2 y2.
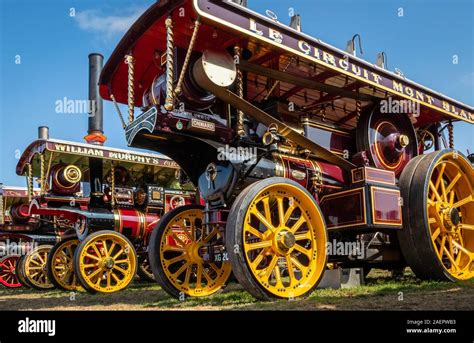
164 17 175 111
234 46 245 137
125 54 136 123
175 18 201 96
26 163 33 202
110 164 115 207
448 120 454 148
39 154 45 195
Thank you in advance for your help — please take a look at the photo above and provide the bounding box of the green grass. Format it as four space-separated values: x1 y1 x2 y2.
1 269 472 310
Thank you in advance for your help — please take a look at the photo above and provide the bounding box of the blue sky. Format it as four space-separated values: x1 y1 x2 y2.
0 0 472 186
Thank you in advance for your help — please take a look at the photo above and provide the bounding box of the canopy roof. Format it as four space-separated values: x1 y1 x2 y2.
100 0 473 128
16 139 181 188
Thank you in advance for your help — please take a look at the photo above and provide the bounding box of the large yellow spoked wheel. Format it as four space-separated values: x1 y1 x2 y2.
23 245 55 290
74 231 137 293
226 177 327 300
148 204 232 299
47 237 81 291
398 149 474 281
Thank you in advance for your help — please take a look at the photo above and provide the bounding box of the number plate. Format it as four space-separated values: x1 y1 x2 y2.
190 118 215 132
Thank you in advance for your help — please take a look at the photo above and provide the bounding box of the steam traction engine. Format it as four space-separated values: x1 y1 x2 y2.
7 54 195 293
98 0 473 300
14 130 194 293
0 185 55 289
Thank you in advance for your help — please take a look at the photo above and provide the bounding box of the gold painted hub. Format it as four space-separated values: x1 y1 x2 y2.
276 230 296 253
103 257 115 269
398 134 410 148
427 153 474 280
187 242 204 263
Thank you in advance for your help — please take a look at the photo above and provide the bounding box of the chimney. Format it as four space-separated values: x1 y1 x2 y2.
38 126 49 140
84 53 106 145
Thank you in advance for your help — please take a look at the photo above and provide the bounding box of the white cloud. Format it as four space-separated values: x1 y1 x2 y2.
74 8 145 39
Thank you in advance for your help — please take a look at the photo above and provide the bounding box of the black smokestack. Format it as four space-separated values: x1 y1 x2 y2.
87 53 105 208
86 53 105 145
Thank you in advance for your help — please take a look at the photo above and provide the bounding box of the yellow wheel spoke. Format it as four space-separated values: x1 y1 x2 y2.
449 191 455 205
289 216 306 233
27 266 42 270
107 242 116 257
196 264 203 287
106 272 111 288
29 259 41 266
277 196 285 227
250 248 268 268
262 197 272 225
111 272 120 283
208 263 221 274
293 244 311 258
283 202 296 224
442 245 460 271
245 225 264 239
92 244 102 258
274 265 283 287
452 240 474 261
290 256 305 271
84 253 100 261
245 240 272 251
429 181 442 202
172 262 189 278
431 227 441 241
113 265 128 274
258 255 278 280
165 254 186 266
437 236 447 260
202 267 214 284
459 224 474 231
183 264 192 287
83 263 99 268
453 195 473 209
294 231 312 241
251 208 275 232
86 267 103 280
101 240 109 257
445 172 461 195
285 256 296 284
112 248 125 260
162 245 186 253
433 163 447 201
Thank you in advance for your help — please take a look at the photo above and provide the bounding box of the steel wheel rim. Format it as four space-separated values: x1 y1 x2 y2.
243 183 326 298
427 153 474 280
51 240 80 290
78 233 137 293
159 208 232 297
0 255 22 288
25 247 53 288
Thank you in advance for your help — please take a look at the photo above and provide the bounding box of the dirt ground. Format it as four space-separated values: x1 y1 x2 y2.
1 270 473 311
